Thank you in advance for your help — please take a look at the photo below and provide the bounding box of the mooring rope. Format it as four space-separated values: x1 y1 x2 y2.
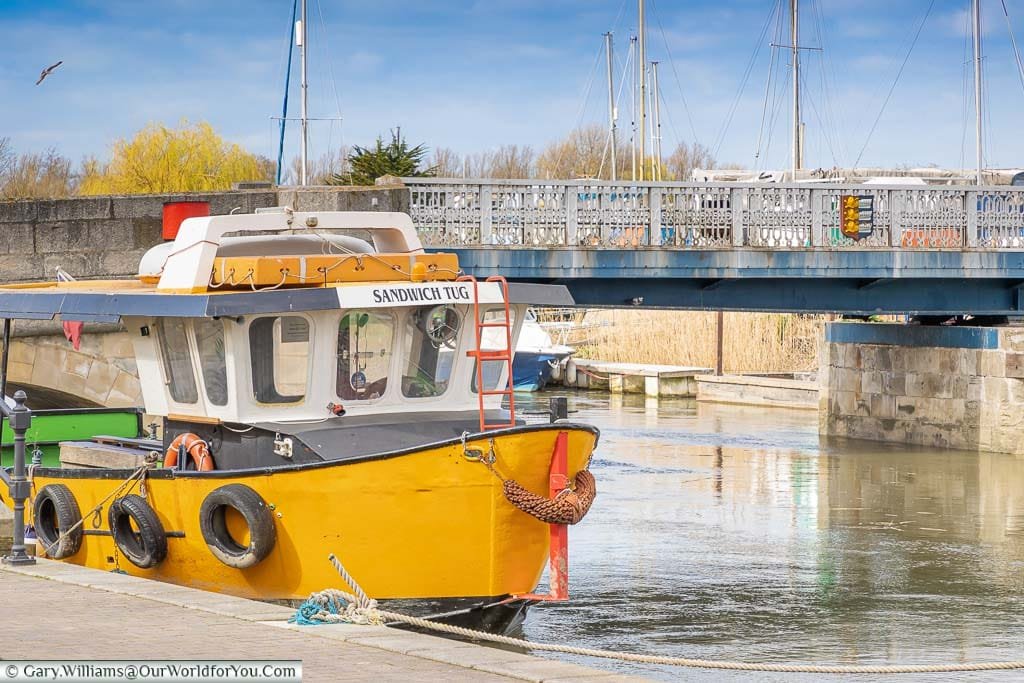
290 554 1024 674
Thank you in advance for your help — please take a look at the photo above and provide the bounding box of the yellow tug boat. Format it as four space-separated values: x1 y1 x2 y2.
0 207 597 628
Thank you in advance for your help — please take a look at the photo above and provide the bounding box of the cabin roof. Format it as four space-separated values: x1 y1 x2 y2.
0 279 574 322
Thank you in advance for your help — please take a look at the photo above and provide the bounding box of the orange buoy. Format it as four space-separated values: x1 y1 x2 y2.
165 433 215 471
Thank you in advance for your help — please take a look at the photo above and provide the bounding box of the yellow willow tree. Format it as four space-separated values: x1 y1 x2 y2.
79 121 271 195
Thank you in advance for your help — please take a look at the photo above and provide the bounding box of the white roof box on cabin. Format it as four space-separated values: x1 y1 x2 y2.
139 210 423 291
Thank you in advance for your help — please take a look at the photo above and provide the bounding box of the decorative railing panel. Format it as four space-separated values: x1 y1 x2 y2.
977 192 1024 248
408 183 482 247
744 187 812 248
576 184 649 246
403 178 1024 250
896 189 966 248
490 184 566 246
659 187 732 247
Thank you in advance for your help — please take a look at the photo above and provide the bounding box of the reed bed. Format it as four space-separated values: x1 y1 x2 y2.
555 310 825 374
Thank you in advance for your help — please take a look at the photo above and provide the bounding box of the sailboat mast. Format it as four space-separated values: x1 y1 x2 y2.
276 0 298 186
972 0 984 185
630 35 638 182
299 0 309 186
791 0 801 179
605 32 618 182
638 0 647 181
651 60 662 181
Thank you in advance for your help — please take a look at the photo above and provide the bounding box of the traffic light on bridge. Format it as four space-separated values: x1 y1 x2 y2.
840 195 874 240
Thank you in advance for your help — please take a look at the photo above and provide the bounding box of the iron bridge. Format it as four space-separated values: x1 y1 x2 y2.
405 178 1024 315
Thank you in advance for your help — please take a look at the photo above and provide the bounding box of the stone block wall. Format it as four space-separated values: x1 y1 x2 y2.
6 332 140 408
277 185 408 213
0 185 408 283
820 322 1024 454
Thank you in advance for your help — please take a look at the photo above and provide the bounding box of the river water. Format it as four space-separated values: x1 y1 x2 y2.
516 391 1024 681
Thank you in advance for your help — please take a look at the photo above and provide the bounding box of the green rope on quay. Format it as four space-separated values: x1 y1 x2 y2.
288 553 1024 675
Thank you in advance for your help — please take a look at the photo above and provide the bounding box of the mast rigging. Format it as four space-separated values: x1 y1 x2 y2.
299 0 309 186
605 32 618 181
972 0 984 185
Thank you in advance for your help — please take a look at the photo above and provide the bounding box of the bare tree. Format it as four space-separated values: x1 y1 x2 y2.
536 125 608 179
463 151 491 178
1 148 75 199
430 145 534 179
254 155 276 183
535 125 649 180
666 141 716 181
486 145 534 179
285 146 350 185
431 147 464 177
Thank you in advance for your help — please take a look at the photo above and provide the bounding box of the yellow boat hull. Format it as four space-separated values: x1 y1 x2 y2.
24 425 597 601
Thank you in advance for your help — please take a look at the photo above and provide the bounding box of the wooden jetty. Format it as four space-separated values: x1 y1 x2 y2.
553 359 711 397
695 373 819 410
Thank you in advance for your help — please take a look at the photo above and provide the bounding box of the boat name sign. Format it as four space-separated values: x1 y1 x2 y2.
339 282 503 308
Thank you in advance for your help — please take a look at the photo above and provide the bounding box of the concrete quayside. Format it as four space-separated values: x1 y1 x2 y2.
0 558 644 683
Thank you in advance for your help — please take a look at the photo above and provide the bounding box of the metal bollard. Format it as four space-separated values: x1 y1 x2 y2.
549 396 569 423
3 390 35 565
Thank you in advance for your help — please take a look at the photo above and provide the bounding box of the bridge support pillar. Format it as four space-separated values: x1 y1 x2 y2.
820 322 1024 454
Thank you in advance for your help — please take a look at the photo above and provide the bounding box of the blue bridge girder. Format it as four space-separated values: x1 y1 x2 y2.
444 248 1024 315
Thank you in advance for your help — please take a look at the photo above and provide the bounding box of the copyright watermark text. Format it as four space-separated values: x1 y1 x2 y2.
1 661 301 682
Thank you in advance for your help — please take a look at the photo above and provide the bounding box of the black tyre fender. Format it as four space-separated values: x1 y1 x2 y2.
108 494 168 569
199 484 276 569
33 484 83 559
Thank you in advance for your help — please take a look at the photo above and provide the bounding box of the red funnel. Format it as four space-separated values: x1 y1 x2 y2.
162 201 210 241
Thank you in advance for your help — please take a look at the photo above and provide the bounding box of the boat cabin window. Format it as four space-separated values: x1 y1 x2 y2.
337 311 393 401
472 308 517 394
249 315 310 404
156 319 198 404
401 305 461 398
194 318 228 406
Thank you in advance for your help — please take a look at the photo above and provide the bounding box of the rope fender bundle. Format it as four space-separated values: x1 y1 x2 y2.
502 470 596 525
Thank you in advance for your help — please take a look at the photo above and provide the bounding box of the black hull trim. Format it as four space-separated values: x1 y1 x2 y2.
26 421 600 480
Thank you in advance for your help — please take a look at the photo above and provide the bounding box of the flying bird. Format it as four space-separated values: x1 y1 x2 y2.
35 61 63 85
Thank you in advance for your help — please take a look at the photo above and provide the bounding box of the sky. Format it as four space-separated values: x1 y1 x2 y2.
3 0 1024 172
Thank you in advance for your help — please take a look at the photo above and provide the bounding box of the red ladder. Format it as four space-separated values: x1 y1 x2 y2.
459 274 516 432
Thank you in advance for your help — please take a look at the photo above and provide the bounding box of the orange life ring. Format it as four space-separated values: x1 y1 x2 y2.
165 433 215 471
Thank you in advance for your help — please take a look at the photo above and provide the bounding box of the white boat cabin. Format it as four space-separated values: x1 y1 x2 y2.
126 284 524 425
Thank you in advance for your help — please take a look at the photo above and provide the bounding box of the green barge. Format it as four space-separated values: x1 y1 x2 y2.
0 407 143 468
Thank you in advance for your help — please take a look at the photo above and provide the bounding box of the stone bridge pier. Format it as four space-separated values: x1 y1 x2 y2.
4 322 138 408
820 322 1024 454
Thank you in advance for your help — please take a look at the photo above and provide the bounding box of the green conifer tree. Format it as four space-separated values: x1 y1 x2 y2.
331 128 436 185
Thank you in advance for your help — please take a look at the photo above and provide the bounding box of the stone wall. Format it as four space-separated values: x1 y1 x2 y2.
820 322 1024 454
0 185 408 282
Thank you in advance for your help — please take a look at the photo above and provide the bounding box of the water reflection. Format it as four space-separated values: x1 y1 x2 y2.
518 392 1024 681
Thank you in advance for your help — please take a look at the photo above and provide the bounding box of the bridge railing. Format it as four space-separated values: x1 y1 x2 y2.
403 178 1024 249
